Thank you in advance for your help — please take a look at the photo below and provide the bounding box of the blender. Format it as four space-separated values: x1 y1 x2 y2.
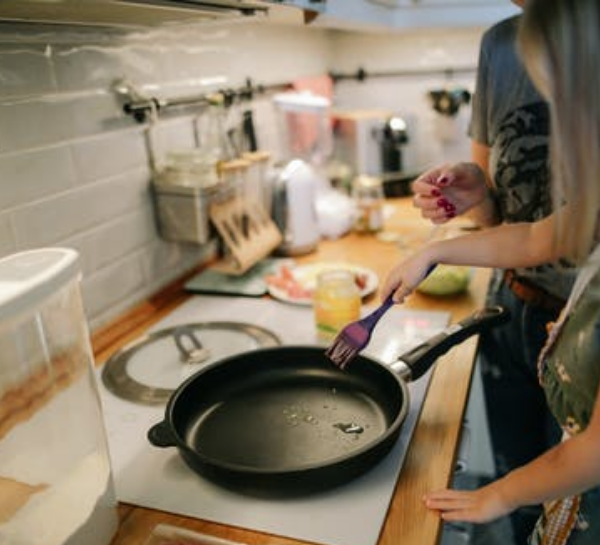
270 91 333 255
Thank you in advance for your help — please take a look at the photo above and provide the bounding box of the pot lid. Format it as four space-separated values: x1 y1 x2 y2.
102 322 280 405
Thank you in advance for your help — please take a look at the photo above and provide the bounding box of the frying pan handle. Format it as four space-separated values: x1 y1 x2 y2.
148 420 178 448
393 306 510 381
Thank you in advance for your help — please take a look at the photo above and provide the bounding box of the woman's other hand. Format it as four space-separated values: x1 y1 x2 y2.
423 483 515 524
412 162 489 224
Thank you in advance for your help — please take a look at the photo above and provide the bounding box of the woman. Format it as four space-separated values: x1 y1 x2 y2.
411 4 567 540
382 1 600 543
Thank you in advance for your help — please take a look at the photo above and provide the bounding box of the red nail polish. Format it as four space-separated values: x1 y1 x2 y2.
437 198 448 207
437 175 449 186
444 202 455 212
446 211 456 219
431 188 441 197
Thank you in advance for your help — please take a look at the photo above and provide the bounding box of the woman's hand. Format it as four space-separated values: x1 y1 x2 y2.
412 162 489 224
381 250 435 303
423 483 515 524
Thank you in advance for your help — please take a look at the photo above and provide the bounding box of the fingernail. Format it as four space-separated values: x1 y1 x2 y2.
431 188 441 197
444 202 455 212
437 198 449 208
437 175 449 186
446 211 456 219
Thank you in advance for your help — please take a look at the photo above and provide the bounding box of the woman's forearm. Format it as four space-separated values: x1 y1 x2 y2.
424 215 557 270
495 428 600 510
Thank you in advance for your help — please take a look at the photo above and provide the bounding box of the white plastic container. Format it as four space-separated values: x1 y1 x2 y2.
0 248 118 545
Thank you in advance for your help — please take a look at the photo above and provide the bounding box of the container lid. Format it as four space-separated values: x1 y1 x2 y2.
0 248 80 323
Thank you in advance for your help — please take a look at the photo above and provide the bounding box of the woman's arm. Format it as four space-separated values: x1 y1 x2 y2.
424 378 600 523
467 140 501 227
382 212 558 303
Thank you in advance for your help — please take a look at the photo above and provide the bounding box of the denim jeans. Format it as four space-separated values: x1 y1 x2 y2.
479 272 563 543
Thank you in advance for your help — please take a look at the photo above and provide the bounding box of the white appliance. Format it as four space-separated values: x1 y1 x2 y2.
271 159 321 255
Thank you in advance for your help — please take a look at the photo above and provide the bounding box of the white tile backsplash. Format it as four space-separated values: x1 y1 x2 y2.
0 17 486 330
0 146 76 207
70 128 148 185
0 212 16 256
11 166 150 248
0 44 56 98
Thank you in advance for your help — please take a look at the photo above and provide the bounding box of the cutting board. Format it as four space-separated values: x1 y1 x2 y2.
184 258 290 297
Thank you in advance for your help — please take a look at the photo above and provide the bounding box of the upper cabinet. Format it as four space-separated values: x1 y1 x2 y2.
0 0 518 30
0 0 316 29
313 0 520 30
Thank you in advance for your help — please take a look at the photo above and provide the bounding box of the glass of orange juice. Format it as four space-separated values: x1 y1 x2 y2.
313 270 361 342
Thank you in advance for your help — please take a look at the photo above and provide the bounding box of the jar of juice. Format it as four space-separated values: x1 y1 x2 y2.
313 270 361 341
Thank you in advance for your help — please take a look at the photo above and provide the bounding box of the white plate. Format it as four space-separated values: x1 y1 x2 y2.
266 262 379 306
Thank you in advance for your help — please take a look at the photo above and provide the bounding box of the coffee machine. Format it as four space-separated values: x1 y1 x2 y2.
332 109 411 178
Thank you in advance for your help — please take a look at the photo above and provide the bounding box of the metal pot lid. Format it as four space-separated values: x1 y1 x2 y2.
101 322 281 405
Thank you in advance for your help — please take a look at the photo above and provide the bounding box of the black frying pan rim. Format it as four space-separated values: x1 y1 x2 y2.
157 345 411 476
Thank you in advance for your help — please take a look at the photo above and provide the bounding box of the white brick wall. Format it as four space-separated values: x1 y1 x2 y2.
0 18 485 331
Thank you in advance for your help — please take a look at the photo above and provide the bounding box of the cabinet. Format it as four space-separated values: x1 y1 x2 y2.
265 0 326 11
314 0 519 30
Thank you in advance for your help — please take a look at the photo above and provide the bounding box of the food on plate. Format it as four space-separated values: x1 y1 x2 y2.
416 265 472 296
265 263 370 302
264 265 312 300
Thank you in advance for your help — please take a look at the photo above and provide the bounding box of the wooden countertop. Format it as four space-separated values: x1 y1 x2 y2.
97 198 491 545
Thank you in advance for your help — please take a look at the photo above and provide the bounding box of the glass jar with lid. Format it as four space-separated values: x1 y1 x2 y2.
161 149 220 188
352 175 385 233
313 270 361 341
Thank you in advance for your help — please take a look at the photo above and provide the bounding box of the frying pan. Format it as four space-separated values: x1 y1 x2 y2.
148 306 509 495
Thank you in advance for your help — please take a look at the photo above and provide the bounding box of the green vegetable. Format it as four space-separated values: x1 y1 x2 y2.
417 265 472 296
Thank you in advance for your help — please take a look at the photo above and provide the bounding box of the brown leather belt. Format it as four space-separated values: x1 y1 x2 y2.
503 270 565 313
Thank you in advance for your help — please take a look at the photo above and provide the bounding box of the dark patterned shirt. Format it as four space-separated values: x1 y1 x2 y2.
469 15 575 299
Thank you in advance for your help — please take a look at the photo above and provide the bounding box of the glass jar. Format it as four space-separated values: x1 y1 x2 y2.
162 149 220 188
352 175 385 233
313 270 361 341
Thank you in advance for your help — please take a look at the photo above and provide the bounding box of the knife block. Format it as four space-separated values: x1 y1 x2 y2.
209 196 282 275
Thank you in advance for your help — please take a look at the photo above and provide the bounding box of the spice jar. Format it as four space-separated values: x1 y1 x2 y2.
352 175 385 233
313 270 361 341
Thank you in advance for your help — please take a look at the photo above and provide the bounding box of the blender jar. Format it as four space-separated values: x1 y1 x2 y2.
0 248 118 545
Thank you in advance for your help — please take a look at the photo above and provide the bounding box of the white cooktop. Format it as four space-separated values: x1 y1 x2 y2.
96 296 449 545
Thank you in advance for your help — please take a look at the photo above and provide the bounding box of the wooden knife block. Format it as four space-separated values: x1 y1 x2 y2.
209 196 282 275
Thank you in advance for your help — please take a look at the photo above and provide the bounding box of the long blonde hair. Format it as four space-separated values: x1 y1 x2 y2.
518 0 600 265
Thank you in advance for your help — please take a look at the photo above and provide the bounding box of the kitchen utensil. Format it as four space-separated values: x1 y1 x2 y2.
242 109 258 152
147 306 509 495
209 195 282 275
0 248 118 545
326 265 437 368
325 294 394 369
102 321 281 405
